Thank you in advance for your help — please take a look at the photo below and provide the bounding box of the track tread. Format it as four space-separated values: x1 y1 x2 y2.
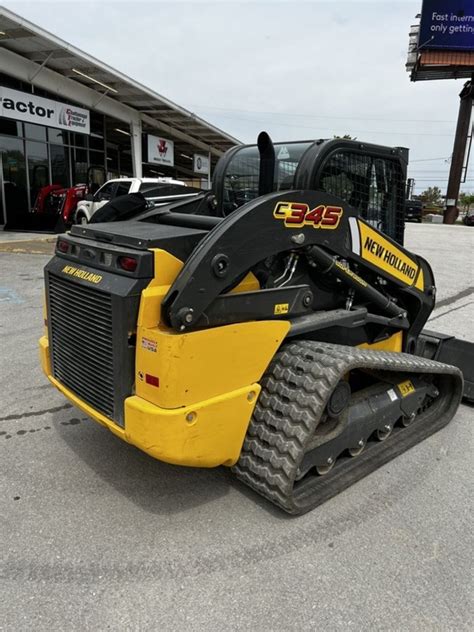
232 342 463 514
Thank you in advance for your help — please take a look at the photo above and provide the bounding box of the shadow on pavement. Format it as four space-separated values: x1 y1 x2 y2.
53 409 232 516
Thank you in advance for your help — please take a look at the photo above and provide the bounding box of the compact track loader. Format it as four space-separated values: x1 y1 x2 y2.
40 133 473 514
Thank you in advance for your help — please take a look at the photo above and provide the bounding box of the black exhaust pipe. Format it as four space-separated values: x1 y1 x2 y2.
257 131 275 196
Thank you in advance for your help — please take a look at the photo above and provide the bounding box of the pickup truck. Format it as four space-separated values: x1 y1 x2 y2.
404 199 423 223
74 177 199 224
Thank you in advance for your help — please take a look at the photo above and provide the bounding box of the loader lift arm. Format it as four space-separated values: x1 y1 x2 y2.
162 189 430 352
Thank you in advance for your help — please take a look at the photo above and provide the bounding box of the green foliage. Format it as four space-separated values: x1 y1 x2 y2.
333 134 357 140
419 186 443 207
459 192 474 211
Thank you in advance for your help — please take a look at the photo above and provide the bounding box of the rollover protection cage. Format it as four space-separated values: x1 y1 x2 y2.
212 136 408 245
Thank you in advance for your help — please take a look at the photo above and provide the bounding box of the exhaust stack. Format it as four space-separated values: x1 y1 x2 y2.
257 131 275 196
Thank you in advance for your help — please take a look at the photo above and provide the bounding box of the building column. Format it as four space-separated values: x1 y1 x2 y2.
130 118 143 178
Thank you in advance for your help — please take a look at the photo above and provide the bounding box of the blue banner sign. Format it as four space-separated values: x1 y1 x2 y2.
419 0 474 50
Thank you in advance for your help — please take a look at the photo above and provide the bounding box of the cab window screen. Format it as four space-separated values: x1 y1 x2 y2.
221 142 312 215
316 151 405 243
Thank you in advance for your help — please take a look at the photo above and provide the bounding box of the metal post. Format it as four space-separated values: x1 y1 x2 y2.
444 79 473 224
130 119 142 178
208 150 211 189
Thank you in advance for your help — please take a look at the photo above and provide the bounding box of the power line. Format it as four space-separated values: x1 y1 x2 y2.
410 156 451 162
201 112 455 137
190 104 455 124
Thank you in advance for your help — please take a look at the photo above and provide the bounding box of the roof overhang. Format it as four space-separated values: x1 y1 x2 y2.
0 7 240 156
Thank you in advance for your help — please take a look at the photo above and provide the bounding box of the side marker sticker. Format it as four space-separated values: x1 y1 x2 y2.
387 388 398 402
274 303 289 315
398 380 415 397
141 337 157 352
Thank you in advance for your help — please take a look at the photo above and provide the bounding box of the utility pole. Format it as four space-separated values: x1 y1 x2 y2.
444 79 473 224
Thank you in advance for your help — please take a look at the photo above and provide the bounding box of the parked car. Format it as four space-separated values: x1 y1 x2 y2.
74 177 199 224
463 209 474 226
405 200 423 223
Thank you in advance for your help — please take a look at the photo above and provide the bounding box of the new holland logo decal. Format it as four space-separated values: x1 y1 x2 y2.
62 265 102 284
349 218 424 290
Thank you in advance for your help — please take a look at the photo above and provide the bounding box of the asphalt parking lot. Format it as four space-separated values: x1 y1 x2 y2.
1 223 473 631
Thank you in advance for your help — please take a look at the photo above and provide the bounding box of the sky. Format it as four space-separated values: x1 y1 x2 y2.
3 0 473 194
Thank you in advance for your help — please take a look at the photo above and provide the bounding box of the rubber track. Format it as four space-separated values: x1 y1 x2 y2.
232 342 463 514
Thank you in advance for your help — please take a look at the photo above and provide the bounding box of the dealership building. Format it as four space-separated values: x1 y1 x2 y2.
0 7 239 229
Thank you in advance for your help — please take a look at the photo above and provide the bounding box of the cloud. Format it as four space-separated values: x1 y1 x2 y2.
4 1 472 192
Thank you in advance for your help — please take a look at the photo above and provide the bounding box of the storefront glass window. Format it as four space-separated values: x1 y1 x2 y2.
71 147 88 184
120 150 133 176
24 123 47 143
90 112 105 151
71 133 88 149
106 144 119 173
89 150 105 171
48 128 69 145
50 144 70 188
26 140 49 205
89 134 104 151
0 119 23 137
0 136 29 219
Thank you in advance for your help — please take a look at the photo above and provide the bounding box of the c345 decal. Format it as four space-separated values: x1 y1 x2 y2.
273 202 343 229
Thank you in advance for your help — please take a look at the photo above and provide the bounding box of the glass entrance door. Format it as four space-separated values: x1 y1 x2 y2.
0 136 29 226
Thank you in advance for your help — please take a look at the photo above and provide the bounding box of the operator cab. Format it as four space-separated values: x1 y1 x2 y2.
212 135 408 245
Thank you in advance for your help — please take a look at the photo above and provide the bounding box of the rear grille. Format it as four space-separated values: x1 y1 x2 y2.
48 273 115 419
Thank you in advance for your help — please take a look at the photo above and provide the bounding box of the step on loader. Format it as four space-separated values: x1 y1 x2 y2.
40 133 473 514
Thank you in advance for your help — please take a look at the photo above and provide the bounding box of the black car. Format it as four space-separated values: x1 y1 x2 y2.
463 210 474 226
405 200 423 223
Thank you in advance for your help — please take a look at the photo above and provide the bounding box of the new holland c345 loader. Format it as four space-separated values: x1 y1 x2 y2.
40 133 473 514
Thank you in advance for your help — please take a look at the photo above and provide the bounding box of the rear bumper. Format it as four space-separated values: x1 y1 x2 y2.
39 335 259 467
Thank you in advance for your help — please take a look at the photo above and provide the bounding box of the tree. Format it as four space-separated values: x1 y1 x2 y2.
333 134 357 140
419 186 443 207
459 192 474 212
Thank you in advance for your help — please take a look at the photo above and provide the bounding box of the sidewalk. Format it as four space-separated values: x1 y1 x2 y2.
0 230 59 254
0 230 59 243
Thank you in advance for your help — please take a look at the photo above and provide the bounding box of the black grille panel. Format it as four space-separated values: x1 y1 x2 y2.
48 273 115 419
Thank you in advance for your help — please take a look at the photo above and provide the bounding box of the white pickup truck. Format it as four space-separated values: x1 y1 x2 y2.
74 177 198 224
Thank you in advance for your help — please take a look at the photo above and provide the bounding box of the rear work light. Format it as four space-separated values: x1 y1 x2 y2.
118 256 138 272
57 239 69 253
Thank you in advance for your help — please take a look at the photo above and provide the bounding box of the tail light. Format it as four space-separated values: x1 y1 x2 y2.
57 239 69 253
118 256 138 272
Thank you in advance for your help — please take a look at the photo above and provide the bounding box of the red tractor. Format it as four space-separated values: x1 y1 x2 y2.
32 166 105 230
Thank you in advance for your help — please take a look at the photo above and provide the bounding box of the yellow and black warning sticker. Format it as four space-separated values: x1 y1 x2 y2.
355 220 424 290
397 380 415 397
62 265 102 284
274 303 289 315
